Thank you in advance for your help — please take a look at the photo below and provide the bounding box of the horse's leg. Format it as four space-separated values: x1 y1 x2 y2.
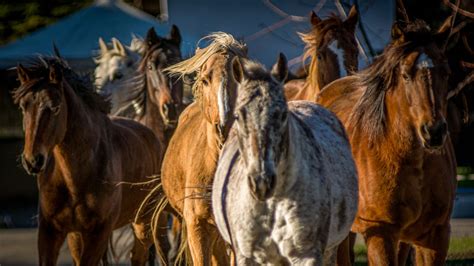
397 241 411 266
168 214 182 262
79 225 112 266
413 224 450 265
323 246 338 266
348 232 356 264
183 199 213 266
364 230 398 266
38 219 66 266
336 234 351 266
130 222 153 266
67 232 83 265
211 231 230 265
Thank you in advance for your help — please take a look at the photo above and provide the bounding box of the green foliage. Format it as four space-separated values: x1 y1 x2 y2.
0 1 92 45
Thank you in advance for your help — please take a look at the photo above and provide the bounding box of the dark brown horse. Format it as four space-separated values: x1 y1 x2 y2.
13 56 163 265
285 6 359 101
114 26 184 145
317 19 457 265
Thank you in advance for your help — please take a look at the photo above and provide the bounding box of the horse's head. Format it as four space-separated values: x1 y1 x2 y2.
13 61 68 175
233 54 288 201
165 32 247 139
300 6 359 87
392 19 452 149
94 38 139 89
140 26 183 130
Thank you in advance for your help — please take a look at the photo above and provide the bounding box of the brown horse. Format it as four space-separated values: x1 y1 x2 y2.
285 6 359 101
317 19 456 265
114 26 184 145
150 32 247 266
13 56 163 265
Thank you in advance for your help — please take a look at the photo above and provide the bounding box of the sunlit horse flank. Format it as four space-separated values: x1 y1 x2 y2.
317 18 456 265
153 32 247 265
13 56 163 265
212 54 358 265
284 6 359 101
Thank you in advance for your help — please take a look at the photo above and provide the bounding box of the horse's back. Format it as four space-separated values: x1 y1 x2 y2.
317 76 363 125
289 101 358 247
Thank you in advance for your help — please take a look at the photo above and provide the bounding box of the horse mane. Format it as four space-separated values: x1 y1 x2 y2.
299 14 345 66
348 20 434 144
164 32 247 96
13 56 111 114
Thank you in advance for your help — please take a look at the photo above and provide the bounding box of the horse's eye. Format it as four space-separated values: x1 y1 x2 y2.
317 54 322 60
126 61 133 67
148 64 153 70
201 78 209 86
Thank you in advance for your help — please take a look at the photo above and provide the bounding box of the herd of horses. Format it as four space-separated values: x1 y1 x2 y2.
10 4 474 266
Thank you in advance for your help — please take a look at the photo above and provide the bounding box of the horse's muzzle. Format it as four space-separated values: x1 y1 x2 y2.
22 153 45 175
421 120 448 149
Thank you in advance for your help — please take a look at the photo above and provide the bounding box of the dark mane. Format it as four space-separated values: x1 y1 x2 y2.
13 56 111 113
348 20 435 144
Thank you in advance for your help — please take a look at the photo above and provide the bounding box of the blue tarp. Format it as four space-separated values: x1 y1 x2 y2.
0 0 395 69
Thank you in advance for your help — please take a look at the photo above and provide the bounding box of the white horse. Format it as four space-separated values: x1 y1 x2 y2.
94 36 144 109
212 54 358 265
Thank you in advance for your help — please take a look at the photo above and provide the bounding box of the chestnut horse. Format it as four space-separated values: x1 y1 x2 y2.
284 6 359 101
317 19 456 265
212 54 358 265
13 56 162 265
150 32 247 265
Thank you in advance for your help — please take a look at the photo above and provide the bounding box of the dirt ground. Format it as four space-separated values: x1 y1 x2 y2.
1 219 473 265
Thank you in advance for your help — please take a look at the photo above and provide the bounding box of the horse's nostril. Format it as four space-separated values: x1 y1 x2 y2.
34 154 45 168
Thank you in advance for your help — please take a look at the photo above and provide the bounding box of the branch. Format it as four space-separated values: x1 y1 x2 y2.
447 70 474 99
443 0 474 19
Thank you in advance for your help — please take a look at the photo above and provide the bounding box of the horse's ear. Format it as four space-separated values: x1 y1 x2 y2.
49 64 62 84
146 27 161 47
435 15 453 49
168 24 181 46
99 37 108 55
53 42 62 58
231 57 244 84
310 11 321 26
17 64 30 84
112 38 127 56
343 5 358 33
391 22 405 41
271 53 288 83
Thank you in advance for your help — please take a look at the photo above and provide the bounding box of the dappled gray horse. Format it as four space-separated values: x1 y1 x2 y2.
212 54 358 265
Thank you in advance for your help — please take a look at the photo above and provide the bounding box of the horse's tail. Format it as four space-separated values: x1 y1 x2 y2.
134 179 168 265
172 219 193 266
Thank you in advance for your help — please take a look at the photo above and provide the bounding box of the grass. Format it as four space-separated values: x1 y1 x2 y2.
354 236 474 264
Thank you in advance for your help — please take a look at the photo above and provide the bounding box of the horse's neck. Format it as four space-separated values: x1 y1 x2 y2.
367 86 424 169
142 87 166 144
53 83 107 182
304 56 321 99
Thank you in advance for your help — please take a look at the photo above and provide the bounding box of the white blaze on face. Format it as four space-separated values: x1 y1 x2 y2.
416 52 435 113
217 79 229 128
328 40 348 77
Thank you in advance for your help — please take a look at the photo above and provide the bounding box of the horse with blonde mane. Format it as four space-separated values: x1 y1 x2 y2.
284 6 359 101
212 54 358 265
13 55 163 265
149 32 247 265
317 18 457 265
